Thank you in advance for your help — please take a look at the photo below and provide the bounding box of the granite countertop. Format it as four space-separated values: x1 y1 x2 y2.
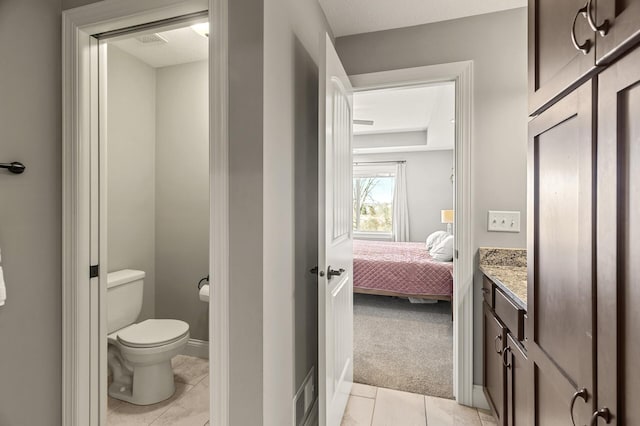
479 247 528 310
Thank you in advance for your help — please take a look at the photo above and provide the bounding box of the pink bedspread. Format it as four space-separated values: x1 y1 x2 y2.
353 240 453 298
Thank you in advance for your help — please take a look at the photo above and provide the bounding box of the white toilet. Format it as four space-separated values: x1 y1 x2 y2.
107 269 190 405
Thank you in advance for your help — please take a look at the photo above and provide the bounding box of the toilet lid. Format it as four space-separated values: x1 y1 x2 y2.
117 319 189 348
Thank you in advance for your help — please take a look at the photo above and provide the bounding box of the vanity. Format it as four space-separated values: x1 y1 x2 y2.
480 248 532 426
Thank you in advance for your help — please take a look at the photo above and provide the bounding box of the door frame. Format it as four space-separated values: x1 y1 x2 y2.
349 61 476 406
61 0 229 425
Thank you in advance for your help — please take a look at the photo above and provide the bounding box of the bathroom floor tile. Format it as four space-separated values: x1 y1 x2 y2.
172 355 209 385
351 383 377 399
341 395 376 426
342 385 493 426
424 395 482 426
150 375 209 426
107 382 193 425
371 387 426 426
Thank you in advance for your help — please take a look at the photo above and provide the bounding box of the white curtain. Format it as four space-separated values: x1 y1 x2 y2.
392 163 410 242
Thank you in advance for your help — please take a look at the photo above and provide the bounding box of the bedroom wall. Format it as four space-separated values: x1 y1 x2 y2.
155 59 209 342
336 7 528 386
107 44 157 322
354 150 454 243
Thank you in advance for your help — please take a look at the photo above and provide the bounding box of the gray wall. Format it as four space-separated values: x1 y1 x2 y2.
354 150 454 243
336 8 528 385
107 45 157 321
228 0 264 423
263 0 333 423
155 60 209 341
0 0 62 425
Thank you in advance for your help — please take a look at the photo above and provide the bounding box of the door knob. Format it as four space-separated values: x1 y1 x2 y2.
309 267 325 277
327 266 345 278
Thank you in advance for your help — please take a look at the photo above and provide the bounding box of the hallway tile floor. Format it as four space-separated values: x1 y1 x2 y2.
342 383 498 426
107 355 209 426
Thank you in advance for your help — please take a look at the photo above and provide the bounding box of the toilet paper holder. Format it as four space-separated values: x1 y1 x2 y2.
197 275 209 289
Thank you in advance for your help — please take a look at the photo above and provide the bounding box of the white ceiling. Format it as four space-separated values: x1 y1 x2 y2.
111 26 208 68
353 82 455 153
354 84 444 135
319 0 527 37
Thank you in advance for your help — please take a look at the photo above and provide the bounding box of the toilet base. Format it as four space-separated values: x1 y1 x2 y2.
109 359 176 406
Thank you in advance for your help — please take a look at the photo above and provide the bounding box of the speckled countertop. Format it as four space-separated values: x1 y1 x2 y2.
479 247 528 310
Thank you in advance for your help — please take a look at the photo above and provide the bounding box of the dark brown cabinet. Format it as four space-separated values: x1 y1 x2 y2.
592 0 640 64
527 1 640 424
528 0 597 113
483 283 533 426
527 80 596 425
504 335 533 426
484 303 506 425
594 45 640 426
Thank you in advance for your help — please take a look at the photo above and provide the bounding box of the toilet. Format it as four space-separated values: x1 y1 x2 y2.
107 269 190 405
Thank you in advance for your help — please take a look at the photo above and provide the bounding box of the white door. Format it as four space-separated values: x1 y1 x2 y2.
318 33 354 426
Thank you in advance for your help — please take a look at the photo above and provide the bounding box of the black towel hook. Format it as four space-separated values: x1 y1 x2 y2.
0 162 26 174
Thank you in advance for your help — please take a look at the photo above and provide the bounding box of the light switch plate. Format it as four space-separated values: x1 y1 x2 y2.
488 211 521 233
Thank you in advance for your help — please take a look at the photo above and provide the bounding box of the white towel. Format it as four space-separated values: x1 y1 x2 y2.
0 248 5 306
0 267 5 306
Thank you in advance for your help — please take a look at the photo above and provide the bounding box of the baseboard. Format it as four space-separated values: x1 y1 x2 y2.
472 385 490 410
181 338 209 359
303 397 318 426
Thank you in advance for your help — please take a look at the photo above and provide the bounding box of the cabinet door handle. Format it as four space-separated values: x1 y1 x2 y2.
502 346 512 369
494 334 502 354
590 408 611 426
586 0 609 36
570 388 588 426
571 2 592 54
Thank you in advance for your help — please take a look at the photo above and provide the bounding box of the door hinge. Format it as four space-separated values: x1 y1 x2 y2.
90 265 99 278
455 249 459 259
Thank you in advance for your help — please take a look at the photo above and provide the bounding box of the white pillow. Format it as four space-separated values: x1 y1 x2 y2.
426 231 449 251
430 235 454 262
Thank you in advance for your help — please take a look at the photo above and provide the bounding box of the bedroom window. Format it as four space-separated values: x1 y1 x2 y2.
353 165 395 235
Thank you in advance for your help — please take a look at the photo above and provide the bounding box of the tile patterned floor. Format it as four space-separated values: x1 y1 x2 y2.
107 355 209 426
342 383 498 426
108 356 495 426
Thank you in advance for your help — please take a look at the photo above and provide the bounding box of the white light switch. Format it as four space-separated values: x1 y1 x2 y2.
488 211 521 233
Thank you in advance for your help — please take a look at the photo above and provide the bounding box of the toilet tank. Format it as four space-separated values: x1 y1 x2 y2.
107 269 145 334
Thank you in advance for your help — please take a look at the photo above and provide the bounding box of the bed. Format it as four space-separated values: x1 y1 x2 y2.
353 239 454 301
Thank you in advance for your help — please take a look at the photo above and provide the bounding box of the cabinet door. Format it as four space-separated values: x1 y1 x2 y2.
527 81 595 425
529 0 597 114
505 335 533 426
484 303 506 425
592 0 640 64
596 44 640 426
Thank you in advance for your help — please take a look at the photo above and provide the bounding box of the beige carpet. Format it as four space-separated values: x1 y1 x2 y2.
353 294 453 399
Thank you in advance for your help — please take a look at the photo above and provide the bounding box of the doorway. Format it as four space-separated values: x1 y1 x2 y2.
345 61 475 408
100 18 210 425
351 81 456 399
61 1 229 425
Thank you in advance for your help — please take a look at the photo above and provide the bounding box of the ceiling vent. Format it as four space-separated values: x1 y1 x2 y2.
135 33 168 45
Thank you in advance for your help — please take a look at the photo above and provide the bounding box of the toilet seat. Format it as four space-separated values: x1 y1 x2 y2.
115 319 189 349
